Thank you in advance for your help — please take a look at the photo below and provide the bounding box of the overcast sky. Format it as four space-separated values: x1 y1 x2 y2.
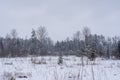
0 0 120 41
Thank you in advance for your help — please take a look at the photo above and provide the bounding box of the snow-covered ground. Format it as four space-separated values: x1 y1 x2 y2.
0 56 120 80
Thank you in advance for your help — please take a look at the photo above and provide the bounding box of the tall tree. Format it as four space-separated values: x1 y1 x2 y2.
11 29 18 39
36 26 48 55
0 38 4 57
73 31 81 50
82 27 91 48
10 29 18 57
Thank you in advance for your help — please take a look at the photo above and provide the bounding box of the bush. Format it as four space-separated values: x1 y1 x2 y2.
58 53 63 65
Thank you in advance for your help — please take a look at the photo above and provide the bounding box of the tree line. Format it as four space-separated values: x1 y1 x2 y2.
0 26 120 59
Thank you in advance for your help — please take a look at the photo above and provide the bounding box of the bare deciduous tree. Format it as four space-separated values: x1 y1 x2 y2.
36 26 48 55
37 26 47 43
73 31 81 41
10 29 18 39
82 27 91 48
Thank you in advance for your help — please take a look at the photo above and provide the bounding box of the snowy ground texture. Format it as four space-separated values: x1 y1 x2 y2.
0 56 120 80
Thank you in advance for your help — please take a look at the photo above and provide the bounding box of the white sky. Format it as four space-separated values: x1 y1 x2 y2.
0 0 120 41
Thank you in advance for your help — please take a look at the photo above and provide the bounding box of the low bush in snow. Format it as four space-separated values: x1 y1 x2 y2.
31 57 47 64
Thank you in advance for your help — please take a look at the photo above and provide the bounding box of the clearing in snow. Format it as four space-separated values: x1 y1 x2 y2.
0 56 120 80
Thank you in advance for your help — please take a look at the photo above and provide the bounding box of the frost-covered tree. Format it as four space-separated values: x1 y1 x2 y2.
73 31 81 51
29 29 38 55
37 26 48 55
82 27 91 48
45 37 54 54
0 38 4 57
58 52 63 65
10 29 18 39
10 29 19 57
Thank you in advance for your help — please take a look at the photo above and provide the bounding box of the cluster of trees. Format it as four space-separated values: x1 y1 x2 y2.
55 27 120 59
0 26 120 59
0 27 53 57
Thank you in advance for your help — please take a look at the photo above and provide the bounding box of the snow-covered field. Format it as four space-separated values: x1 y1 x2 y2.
0 56 120 80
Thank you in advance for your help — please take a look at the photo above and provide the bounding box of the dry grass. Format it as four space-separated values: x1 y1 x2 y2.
31 57 47 64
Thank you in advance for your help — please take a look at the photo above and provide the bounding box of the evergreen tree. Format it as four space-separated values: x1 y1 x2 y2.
118 41 120 59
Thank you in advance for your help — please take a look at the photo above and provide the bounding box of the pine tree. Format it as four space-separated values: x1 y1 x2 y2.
58 53 63 65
